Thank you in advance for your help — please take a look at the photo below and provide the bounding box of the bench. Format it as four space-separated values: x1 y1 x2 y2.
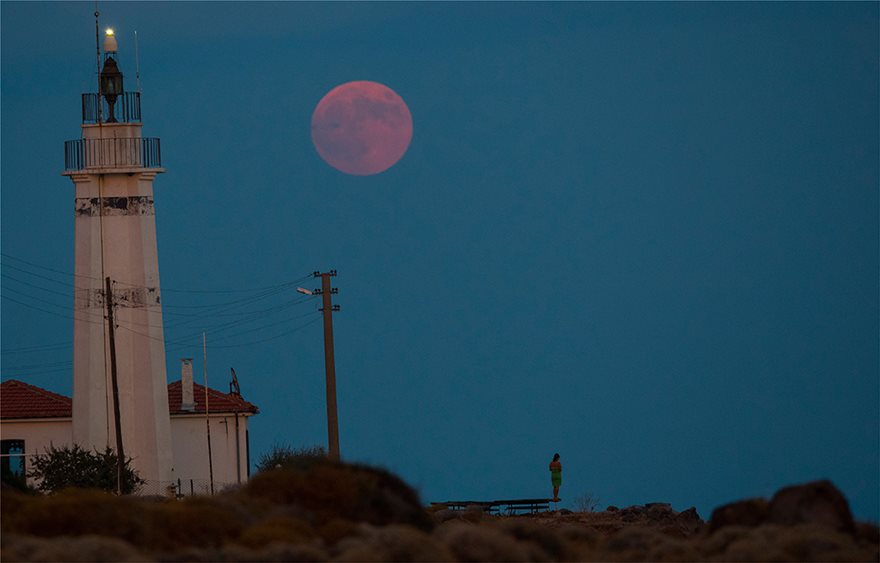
495 498 553 514
431 498 554 515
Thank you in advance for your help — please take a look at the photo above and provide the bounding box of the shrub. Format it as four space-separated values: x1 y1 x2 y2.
335 524 454 562
0 533 147 562
144 496 246 551
244 459 433 530
27 445 144 494
255 444 326 473
574 492 602 513
237 516 316 548
317 518 359 546
435 522 531 562
496 519 570 560
5 488 147 544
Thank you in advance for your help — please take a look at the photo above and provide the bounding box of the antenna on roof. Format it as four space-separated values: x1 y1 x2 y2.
229 368 241 396
134 30 141 93
94 2 103 120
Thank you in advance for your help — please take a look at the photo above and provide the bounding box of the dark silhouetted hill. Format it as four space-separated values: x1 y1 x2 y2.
2 460 877 562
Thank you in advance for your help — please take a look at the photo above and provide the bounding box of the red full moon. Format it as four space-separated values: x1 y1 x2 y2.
311 81 413 176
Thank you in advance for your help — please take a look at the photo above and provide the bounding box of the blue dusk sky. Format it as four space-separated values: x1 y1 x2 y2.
2 2 877 520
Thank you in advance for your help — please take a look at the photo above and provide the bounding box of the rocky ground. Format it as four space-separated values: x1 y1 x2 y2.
2 460 877 562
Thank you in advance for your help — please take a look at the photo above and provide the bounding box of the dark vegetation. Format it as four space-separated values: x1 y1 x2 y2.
573 492 602 513
2 457 877 562
255 443 326 473
27 445 144 494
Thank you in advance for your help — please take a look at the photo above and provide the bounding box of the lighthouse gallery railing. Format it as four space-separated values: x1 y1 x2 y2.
64 137 161 171
81 92 142 124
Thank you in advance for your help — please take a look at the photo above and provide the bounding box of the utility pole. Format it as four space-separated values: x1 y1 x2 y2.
104 277 125 495
314 270 340 461
230 368 241 485
203 333 214 494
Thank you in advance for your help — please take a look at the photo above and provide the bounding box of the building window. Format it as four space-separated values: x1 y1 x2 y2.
1 439 26 487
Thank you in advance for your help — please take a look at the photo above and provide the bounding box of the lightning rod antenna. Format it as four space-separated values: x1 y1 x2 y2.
134 30 142 93
94 2 102 100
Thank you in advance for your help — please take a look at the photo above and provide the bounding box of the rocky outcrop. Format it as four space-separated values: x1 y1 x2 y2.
767 479 857 534
708 498 769 532
2 472 876 562
709 480 858 537
575 503 705 538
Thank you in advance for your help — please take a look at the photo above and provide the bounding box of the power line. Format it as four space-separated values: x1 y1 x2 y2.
1 282 81 312
1 272 77 300
1 263 86 289
3 256 317 329
207 316 323 349
4 258 312 321
1 293 107 326
3 255 324 359
2 308 323 377
3 276 314 334
118 312 322 351
161 287 305 324
163 294 314 333
160 297 311 318
2 359 72 371
205 309 320 343
161 277 312 294
1 366 74 377
2 252 313 294
2 342 72 354
1 253 96 281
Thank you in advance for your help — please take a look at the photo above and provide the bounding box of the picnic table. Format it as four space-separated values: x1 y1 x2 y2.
431 498 555 515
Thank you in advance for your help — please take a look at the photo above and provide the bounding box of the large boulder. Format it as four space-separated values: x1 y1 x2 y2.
645 503 673 521
766 479 856 535
677 507 701 523
243 459 433 531
675 507 704 536
709 480 859 537
708 498 769 533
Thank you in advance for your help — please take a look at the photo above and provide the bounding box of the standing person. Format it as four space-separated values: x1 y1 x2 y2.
549 453 562 502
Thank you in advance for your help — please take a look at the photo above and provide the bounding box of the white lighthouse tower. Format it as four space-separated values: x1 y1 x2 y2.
62 29 173 485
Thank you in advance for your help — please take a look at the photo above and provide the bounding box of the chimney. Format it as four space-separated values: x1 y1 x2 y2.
180 358 195 411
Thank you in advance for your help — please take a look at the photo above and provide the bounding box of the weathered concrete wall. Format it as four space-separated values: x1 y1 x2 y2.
170 414 253 489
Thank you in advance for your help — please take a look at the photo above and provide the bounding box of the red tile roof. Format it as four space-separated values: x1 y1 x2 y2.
167 380 258 415
1 379 258 420
0 379 73 419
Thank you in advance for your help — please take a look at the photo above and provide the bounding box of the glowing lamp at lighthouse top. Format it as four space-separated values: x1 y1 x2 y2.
104 28 118 53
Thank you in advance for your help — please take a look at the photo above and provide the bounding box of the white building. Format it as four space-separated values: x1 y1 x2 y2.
0 377 258 495
0 31 260 493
